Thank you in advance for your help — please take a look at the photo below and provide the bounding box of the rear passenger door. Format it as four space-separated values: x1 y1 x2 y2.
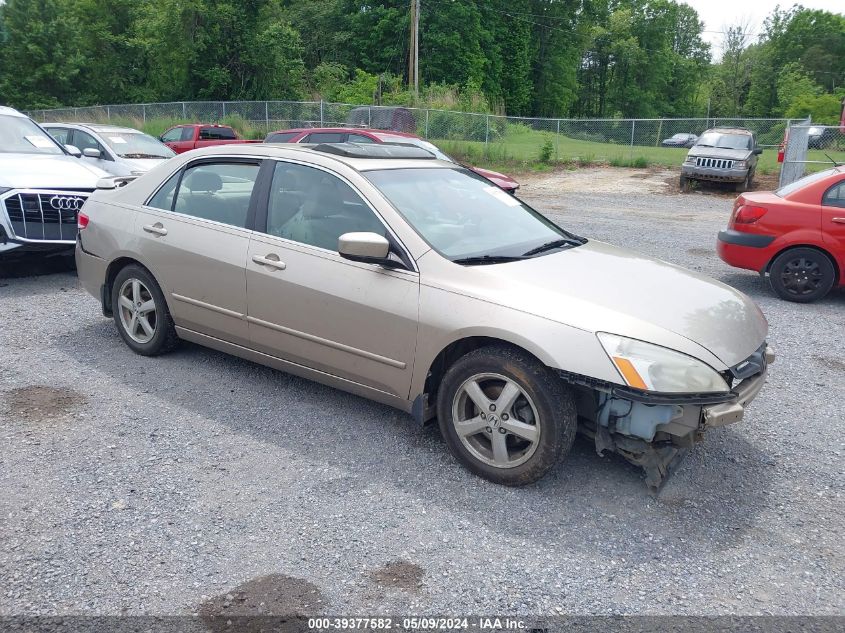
821 177 845 266
134 158 263 347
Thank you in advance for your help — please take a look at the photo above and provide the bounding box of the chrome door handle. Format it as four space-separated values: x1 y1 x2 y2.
142 223 167 236
252 254 286 270
832 217 845 224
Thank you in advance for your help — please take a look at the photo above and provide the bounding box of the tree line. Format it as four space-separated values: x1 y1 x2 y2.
0 0 842 122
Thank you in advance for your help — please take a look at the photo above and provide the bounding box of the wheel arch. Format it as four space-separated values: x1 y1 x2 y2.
103 256 169 316
765 243 841 284
413 333 552 424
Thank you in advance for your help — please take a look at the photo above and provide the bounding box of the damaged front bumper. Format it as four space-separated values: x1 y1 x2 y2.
571 344 774 490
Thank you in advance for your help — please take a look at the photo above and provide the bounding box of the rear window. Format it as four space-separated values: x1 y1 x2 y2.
775 168 837 197
265 132 297 143
199 127 237 140
305 132 344 143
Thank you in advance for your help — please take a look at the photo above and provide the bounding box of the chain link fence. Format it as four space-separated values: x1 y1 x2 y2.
30 100 793 165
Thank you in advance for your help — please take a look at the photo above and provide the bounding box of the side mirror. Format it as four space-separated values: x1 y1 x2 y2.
338 232 390 264
83 148 102 159
65 144 82 157
753 148 763 155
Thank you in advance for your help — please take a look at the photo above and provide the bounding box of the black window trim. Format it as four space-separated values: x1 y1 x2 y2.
143 157 266 231
253 158 417 272
822 178 845 209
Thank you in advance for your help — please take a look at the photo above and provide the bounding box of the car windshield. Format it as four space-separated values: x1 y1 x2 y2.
100 131 175 159
672 134 688 140
379 136 453 162
695 132 751 150
775 168 837 197
0 114 64 155
366 167 582 261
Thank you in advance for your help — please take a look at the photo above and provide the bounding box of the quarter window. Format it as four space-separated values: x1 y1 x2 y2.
160 127 183 143
822 180 845 208
171 162 260 228
199 126 236 140
47 127 70 144
147 172 180 211
264 162 385 251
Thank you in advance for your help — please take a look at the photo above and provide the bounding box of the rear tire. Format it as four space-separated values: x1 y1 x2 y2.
436 345 577 486
769 248 836 303
111 264 178 355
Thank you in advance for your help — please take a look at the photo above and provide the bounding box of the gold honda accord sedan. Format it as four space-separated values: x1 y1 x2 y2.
76 143 773 488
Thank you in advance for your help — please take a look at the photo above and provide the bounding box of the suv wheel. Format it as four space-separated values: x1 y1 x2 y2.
436 345 577 486
679 175 692 193
736 170 753 193
112 264 178 355
769 248 836 303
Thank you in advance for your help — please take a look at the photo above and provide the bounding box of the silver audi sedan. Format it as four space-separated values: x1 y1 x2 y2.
76 143 773 488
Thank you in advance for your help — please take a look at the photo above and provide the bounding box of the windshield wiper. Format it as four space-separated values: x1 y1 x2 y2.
121 153 167 159
522 237 582 257
695 143 714 147
452 255 527 265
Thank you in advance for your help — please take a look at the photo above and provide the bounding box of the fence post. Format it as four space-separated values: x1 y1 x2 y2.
485 114 490 146
368 106 372 128
320 100 324 126
182 102 186 119
556 119 560 160
142 104 146 124
265 101 269 129
630 120 636 158
425 109 429 138
106 106 110 121
222 102 226 119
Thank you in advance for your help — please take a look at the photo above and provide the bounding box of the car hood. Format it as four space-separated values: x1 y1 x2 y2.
469 166 519 190
120 157 170 173
687 147 751 160
0 153 108 189
427 240 768 368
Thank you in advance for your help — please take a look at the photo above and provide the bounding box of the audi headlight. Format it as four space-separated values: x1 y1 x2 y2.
597 333 729 394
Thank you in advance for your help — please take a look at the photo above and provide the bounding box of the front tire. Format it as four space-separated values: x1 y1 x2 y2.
769 248 836 303
680 175 691 193
111 264 178 355
436 345 577 486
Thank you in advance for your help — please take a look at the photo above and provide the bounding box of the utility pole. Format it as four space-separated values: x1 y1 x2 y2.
409 0 419 99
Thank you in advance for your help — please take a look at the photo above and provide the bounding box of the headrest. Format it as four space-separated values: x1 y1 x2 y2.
186 170 223 192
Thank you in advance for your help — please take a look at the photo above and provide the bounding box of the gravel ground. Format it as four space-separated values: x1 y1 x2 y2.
1 168 843 618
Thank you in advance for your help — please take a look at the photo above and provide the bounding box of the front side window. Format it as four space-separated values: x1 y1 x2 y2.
172 162 260 228
266 132 297 143
0 114 64 155
822 180 845 208
348 133 376 144
366 167 581 261
265 162 385 251
199 127 236 140
71 130 104 154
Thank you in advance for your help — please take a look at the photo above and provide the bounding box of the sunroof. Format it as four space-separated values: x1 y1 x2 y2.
311 142 435 159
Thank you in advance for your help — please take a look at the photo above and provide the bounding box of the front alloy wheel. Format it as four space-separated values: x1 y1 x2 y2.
437 345 577 486
111 264 178 355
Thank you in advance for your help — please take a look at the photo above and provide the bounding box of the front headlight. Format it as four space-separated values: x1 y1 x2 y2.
734 160 747 169
683 156 695 164
597 333 729 394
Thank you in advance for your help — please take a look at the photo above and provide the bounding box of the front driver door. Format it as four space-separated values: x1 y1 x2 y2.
245 160 419 399
135 159 262 347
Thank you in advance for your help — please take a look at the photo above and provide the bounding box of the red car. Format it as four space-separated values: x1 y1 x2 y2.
264 127 520 194
717 166 845 302
160 124 262 154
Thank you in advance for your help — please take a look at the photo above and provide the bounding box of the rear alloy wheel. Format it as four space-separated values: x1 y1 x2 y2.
437 345 577 486
112 264 178 355
769 248 836 303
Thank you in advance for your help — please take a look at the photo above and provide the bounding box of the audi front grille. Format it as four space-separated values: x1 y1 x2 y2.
1 191 89 242
695 157 735 170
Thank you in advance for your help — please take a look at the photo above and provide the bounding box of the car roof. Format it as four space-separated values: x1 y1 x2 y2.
177 142 455 172
0 106 27 118
43 122 142 135
268 127 419 140
704 127 753 135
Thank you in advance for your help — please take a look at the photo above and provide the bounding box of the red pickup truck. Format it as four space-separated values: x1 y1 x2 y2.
159 124 262 154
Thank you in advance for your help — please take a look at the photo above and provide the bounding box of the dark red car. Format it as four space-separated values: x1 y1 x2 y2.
264 127 520 194
717 166 845 302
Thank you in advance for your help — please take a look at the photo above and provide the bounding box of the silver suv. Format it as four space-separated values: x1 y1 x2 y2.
0 107 107 259
681 128 763 192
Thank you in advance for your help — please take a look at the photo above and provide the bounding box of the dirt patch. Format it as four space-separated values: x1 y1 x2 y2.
814 355 845 372
368 560 424 591
519 166 675 195
687 248 713 257
198 574 323 632
4 385 86 422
